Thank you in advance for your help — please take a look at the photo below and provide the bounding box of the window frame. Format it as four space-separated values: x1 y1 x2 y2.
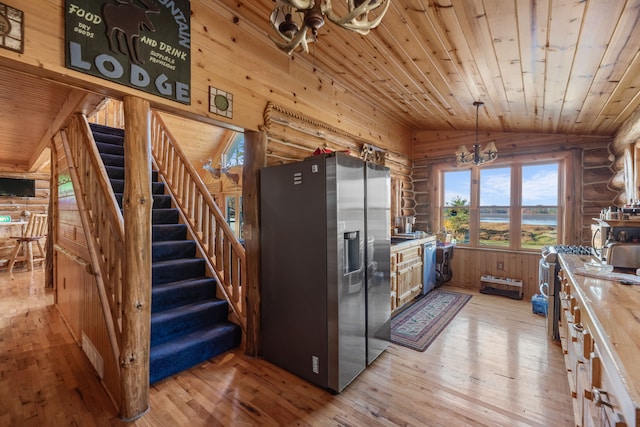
433 151 570 252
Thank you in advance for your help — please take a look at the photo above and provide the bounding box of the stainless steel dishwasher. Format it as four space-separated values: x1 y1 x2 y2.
422 239 437 295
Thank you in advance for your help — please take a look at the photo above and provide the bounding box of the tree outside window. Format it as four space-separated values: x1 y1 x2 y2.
443 170 470 244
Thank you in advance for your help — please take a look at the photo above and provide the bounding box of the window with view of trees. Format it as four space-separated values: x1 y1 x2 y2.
443 170 470 244
441 161 559 250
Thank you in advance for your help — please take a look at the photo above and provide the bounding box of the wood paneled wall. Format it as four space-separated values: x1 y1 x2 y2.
0 1 412 158
0 172 50 260
450 247 542 299
52 135 121 409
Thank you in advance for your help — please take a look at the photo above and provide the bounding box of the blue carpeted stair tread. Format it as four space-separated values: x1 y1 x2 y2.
113 193 172 209
100 152 124 167
151 194 172 208
92 132 124 146
149 322 241 384
91 122 241 385
90 123 124 139
152 277 217 311
152 224 188 241
96 142 124 156
110 179 165 195
152 208 180 224
105 165 159 182
151 299 230 345
152 258 206 285
152 240 197 262
105 165 125 180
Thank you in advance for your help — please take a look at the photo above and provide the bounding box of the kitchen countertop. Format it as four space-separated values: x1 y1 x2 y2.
390 234 436 249
559 253 640 412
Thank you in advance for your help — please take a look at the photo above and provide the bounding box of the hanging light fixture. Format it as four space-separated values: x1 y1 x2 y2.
456 101 498 166
269 0 391 55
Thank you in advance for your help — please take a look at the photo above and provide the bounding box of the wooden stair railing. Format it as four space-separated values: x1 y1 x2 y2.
149 112 247 332
85 98 248 333
57 113 124 371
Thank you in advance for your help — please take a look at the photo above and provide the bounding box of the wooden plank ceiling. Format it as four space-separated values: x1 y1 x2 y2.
233 0 640 136
0 68 73 172
3 0 640 170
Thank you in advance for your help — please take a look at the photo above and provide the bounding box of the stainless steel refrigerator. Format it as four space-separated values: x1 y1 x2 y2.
260 152 391 393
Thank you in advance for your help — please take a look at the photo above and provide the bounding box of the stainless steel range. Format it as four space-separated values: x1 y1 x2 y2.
539 245 593 340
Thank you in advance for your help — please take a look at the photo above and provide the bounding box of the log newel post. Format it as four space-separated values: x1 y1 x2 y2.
120 96 152 421
243 130 268 357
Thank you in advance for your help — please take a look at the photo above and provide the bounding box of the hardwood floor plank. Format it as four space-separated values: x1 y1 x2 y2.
0 269 574 426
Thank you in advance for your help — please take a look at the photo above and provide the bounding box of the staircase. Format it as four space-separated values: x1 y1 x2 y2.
90 123 241 384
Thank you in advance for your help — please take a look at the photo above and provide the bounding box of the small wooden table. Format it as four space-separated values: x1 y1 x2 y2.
0 220 28 235
0 220 28 265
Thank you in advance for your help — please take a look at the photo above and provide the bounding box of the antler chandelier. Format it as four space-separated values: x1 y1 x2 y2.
456 101 498 166
270 0 391 55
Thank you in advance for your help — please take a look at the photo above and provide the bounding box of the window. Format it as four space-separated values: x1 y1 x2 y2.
225 194 243 239
440 160 560 250
480 167 511 247
521 164 558 249
221 132 244 239
222 134 244 168
443 170 470 244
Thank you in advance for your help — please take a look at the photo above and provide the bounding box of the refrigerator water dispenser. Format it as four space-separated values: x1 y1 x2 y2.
343 231 361 274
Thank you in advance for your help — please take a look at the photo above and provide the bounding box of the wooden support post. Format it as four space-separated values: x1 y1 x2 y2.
120 96 152 421
243 130 267 357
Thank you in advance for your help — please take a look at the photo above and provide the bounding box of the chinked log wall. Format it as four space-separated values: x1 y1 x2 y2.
608 106 640 205
0 173 50 260
261 103 414 219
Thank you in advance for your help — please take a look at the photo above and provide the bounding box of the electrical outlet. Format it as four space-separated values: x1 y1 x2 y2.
497 261 504 270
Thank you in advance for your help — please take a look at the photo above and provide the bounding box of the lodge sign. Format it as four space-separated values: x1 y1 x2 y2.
65 0 191 105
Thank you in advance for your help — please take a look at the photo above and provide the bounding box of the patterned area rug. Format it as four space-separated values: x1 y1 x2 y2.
391 289 472 352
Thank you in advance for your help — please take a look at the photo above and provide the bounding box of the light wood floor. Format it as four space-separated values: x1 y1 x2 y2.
0 268 574 426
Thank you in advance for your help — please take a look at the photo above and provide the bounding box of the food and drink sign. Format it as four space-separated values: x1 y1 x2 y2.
65 0 191 105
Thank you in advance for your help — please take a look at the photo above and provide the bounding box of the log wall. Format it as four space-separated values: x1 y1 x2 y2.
0 172 50 261
582 145 618 244
262 103 413 223
608 106 640 205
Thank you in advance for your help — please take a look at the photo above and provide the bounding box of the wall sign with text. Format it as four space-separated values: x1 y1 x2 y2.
65 0 191 105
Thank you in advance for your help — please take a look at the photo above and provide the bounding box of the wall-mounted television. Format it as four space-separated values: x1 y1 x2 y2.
0 177 36 197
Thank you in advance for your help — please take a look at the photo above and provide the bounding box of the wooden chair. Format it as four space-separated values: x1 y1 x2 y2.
7 213 48 275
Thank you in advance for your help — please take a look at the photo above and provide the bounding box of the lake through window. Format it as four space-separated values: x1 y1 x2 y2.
441 162 559 250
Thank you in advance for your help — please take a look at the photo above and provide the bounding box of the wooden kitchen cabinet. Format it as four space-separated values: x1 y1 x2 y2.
390 239 425 311
390 254 398 312
558 256 639 427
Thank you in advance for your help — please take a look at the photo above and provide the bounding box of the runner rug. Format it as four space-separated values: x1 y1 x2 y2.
391 289 472 352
